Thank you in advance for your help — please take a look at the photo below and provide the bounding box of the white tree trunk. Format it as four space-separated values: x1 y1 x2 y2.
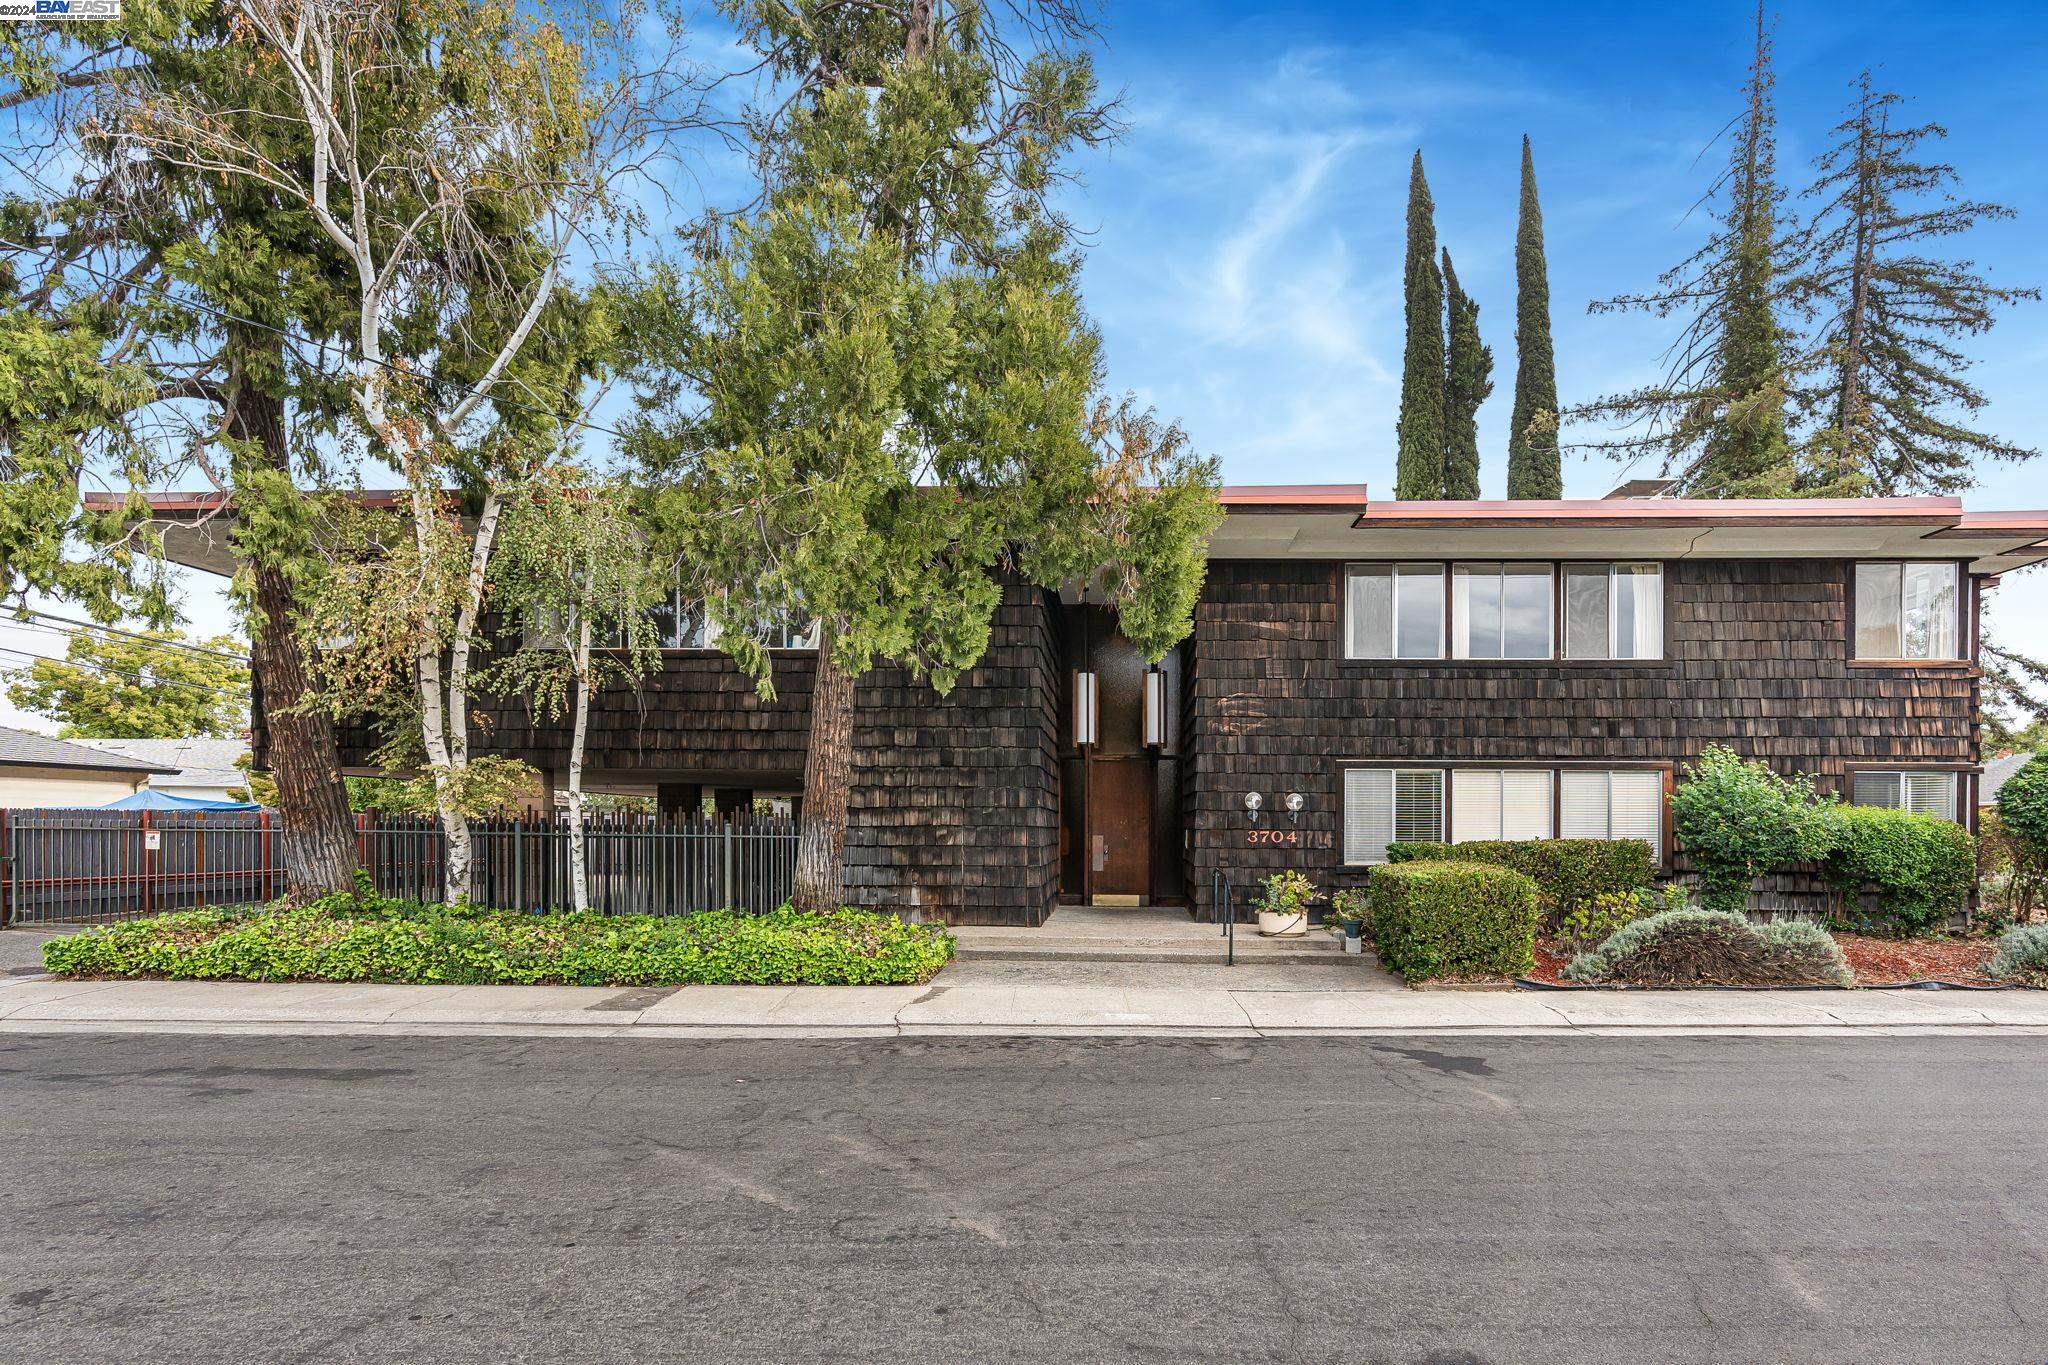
408 478 471 901
567 614 592 915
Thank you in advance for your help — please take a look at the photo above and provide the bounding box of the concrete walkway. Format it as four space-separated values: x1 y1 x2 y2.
2 954 2043 1038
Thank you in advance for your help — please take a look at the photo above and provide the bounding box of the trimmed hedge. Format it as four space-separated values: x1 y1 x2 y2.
1563 909 1852 988
41 894 956 986
1818 804 1976 936
1367 860 1539 982
1386 838 1653 924
1990 923 2048 988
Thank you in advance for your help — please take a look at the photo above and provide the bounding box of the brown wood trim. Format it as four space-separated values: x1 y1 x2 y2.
1337 658 1677 671
1844 661 1979 673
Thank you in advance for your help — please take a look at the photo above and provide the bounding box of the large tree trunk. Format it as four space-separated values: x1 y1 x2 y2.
230 376 358 899
251 563 359 898
791 629 855 914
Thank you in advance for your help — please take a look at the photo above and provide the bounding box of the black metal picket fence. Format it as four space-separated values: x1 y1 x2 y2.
0 809 799 926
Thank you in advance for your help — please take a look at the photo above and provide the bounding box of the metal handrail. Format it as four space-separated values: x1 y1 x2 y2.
1211 868 1235 966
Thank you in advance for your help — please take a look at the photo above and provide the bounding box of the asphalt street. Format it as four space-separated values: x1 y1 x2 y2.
1 1032 2042 1364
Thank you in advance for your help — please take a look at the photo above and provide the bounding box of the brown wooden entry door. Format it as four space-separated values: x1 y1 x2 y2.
1087 757 1153 901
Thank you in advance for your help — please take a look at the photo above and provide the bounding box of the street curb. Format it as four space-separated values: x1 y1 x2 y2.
5 1018 2047 1041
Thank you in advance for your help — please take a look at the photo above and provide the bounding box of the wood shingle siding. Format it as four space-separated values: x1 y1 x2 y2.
330 579 1063 926
1184 559 1979 916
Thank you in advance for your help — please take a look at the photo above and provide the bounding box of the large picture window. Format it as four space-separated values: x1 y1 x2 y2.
1564 563 1663 660
1346 563 1445 660
1452 563 1553 659
1850 770 1958 820
1559 769 1664 859
1854 562 1959 661
1452 770 1554 842
1342 768 1445 865
1345 765 1665 863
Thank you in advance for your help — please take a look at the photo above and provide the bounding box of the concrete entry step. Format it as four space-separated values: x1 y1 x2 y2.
950 905 1359 966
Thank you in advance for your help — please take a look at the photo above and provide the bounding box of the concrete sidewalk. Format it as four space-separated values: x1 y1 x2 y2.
3 957 2044 1037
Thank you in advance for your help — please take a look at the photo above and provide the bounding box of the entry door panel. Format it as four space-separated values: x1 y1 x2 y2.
1088 758 1153 899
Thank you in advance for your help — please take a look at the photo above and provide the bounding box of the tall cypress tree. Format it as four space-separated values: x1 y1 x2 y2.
1581 1 1797 495
1797 71 2038 494
1395 151 1446 500
1441 249 1492 500
1507 135 1562 498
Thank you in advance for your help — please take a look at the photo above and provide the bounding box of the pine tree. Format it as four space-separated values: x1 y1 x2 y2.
1507 136 1563 498
1797 72 2038 494
1581 2 1798 496
1441 249 1492 500
1395 152 1447 499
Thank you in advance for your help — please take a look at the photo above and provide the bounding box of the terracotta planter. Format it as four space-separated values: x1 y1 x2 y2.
1257 909 1307 938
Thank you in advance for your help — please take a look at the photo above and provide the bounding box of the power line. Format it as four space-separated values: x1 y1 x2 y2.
0 645 251 705
16 610 248 663
0 234 641 447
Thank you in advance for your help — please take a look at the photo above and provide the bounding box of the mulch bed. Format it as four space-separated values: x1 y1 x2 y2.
1832 932 2000 988
1522 931 2002 988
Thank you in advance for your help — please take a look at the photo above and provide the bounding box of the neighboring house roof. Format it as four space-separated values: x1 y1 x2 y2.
71 737 248 791
0 725 180 775
1981 752 2037 807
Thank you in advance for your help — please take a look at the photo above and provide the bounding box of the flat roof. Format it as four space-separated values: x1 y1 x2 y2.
88 488 2048 577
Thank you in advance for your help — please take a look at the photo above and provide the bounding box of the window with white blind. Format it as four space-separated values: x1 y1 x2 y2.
1346 563 1445 659
1452 770 1555 842
1854 562 1960 660
1343 768 1445 864
1560 769 1664 859
1452 563 1553 659
1850 770 1958 820
1564 563 1663 660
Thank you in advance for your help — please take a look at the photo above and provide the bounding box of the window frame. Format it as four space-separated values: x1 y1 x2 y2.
1843 766 1967 822
1343 562 1447 661
1451 562 1556 661
1562 561 1666 661
1340 766 1447 866
1340 561 1671 669
1849 560 1968 665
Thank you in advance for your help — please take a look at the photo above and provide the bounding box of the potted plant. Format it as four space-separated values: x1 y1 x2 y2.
1328 889 1369 954
1255 870 1319 938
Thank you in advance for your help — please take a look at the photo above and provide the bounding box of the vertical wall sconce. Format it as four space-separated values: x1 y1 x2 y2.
1142 668 1167 748
1072 670 1099 746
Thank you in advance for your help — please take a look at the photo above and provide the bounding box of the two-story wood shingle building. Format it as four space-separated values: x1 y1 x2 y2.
129 487 2048 924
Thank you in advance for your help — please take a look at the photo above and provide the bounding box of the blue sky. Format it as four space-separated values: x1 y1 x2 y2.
6 0 2046 730
1054 0 2048 681
1068 0 2046 493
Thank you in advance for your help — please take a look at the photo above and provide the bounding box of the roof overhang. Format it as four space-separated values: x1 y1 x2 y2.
1212 490 2048 576
94 487 2048 579
0 756 179 776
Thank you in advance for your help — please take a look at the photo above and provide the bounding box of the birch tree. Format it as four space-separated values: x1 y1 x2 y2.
483 471 664 913
116 0 713 896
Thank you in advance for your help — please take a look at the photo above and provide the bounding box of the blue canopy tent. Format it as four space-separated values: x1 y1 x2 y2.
95 790 263 812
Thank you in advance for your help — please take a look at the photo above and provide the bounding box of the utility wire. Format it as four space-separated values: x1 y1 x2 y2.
15 610 248 663
0 234 642 447
0 645 251 704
